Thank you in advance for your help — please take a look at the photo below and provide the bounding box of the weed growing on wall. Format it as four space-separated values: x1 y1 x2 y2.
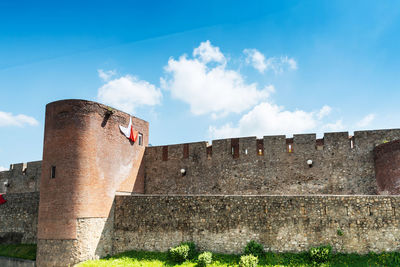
337 228 344 236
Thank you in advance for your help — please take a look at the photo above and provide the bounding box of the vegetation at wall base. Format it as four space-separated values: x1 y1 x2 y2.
0 244 36 260
239 254 258 267
244 240 265 258
168 241 198 263
77 249 400 266
168 244 190 263
309 245 332 263
198 251 212 266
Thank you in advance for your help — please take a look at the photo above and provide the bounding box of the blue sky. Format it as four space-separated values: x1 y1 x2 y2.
1 0 400 169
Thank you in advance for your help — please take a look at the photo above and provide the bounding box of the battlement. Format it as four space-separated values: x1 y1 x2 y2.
0 160 41 194
145 129 400 161
143 128 400 196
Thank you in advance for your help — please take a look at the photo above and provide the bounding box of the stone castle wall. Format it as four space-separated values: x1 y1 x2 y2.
0 193 39 244
3 129 400 198
1 97 400 266
144 129 400 195
113 195 400 254
2 193 400 256
0 161 41 194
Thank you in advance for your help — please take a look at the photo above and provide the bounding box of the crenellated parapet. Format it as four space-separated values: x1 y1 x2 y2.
143 129 400 195
0 161 41 194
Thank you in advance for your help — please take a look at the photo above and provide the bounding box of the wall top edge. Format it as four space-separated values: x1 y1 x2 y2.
115 194 400 198
46 99 149 124
147 128 400 148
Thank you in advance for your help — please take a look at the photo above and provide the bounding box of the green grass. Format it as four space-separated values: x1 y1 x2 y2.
77 250 400 267
0 244 37 260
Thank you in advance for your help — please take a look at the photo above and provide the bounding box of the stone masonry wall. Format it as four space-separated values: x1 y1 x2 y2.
0 192 39 244
144 129 400 195
0 161 41 194
114 195 400 255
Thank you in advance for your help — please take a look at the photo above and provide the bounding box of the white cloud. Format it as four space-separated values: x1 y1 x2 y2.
357 114 375 128
243 49 297 74
209 102 330 139
98 69 116 81
317 105 332 119
243 49 267 73
322 120 345 132
0 111 38 127
281 56 298 70
193 40 225 64
161 41 272 117
0 166 8 171
97 75 162 113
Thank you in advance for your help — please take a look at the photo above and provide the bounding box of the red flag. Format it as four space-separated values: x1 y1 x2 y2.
0 194 6 205
129 125 138 142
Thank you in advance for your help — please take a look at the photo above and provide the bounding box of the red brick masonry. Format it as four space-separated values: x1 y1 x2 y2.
374 139 400 195
37 99 148 240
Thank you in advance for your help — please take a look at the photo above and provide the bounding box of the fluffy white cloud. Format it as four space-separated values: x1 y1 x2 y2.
243 49 267 73
322 120 345 132
97 75 162 113
98 69 116 81
209 102 330 139
243 49 297 74
0 111 38 127
161 41 272 117
0 166 8 171
317 105 332 119
193 40 225 64
357 114 375 128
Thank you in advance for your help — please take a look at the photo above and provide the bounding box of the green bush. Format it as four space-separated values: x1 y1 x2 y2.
244 240 264 258
168 244 190 263
309 245 332 263
181 241 197 259
239 254 259 267
198 251 212 266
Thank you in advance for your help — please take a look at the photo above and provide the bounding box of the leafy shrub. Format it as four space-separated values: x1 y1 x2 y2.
244 240 264 258
181 241 197 259
309 245 332 263
197 251 212 266
168 244 190 263
239 254 258 267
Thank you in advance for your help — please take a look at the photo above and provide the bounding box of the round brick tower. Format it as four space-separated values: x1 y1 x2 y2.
374 139 400 195
36 100 148 266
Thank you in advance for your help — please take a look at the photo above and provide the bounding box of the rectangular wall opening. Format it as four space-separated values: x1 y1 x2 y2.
51 166 56 179
257 139 264 156
286 138 294 153
231 138 239 159
162 146 168 161
183 144 189 159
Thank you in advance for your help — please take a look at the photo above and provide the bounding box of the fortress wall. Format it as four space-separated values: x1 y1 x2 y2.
0 192 39 244
0 161 41 194
144 129 400 195
113 195 400 255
